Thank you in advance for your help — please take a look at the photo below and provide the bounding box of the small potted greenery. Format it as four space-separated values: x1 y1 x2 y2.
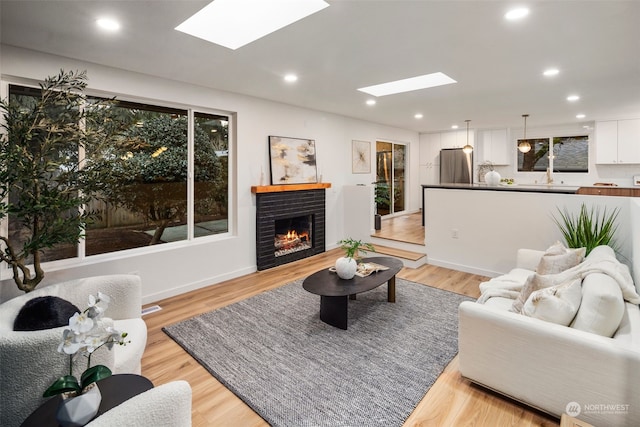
335 238 375 279
552 203 619 256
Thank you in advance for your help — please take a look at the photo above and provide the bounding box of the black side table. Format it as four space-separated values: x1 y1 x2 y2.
21 374 153 427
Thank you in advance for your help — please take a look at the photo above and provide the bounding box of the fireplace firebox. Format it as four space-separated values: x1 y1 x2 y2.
274 215 313 257
255 188 326 270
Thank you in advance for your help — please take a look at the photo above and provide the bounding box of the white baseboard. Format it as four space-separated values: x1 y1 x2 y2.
141 265 256 305
426 257 503 278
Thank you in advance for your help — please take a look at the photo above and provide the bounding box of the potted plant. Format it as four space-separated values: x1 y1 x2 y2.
335 238 375 279
44 292 129 426
0 70 123 292
552 203 620 256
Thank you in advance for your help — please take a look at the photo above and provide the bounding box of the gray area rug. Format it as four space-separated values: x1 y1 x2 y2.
163 278 473 427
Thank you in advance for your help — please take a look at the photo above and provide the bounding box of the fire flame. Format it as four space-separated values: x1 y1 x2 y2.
285 230 309 241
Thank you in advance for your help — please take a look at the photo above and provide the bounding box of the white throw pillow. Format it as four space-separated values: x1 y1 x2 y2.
522 278 582 325
511 273 556 314
570 273 625 337
536 241 586 275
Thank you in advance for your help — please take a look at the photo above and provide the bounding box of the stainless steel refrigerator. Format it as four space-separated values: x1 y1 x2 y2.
439 148 473 184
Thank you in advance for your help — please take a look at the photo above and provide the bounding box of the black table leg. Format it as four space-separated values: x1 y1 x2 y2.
320 295 348 329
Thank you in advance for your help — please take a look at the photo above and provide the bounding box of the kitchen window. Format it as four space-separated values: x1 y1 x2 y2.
517 135 588 173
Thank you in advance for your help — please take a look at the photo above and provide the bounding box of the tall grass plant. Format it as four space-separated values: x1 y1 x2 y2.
553 203 620 256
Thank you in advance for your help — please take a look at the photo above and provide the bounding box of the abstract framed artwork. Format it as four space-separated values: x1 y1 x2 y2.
352 140 371 174
269 136 318 184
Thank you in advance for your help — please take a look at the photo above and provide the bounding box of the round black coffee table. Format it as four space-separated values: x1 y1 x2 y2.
302 256 403 329
21 374 153 427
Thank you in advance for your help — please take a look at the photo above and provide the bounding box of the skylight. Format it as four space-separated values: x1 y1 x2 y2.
357 72 457 97
175 0 329 50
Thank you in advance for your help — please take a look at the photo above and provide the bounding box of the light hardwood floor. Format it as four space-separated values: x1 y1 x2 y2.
141 244 559 426
372 211 425 246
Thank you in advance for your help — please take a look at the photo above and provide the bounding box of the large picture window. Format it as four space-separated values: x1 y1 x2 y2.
6 84 231 262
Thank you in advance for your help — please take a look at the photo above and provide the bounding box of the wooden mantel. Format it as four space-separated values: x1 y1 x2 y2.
251 183 331 194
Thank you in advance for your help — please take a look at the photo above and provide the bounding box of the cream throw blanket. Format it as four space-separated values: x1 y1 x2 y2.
478 247 640 305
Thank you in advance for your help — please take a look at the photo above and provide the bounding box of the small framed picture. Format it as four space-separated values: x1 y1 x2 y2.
352 140 371 174
269 136 317 184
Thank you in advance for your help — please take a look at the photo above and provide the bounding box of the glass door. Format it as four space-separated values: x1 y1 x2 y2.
375 141 405 216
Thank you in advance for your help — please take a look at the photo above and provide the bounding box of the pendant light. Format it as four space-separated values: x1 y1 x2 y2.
518 114 531 153
462 119 473 154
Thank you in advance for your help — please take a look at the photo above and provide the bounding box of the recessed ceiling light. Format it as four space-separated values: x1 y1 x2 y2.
451 125 459 129
576 114 586 119
567 95 580 102
357 72 457 97
414 113 424 119
284 74 298 83
176 0 329 50
505 7 530 20
96 18 120 32
543 68 559 76
366 99 376 106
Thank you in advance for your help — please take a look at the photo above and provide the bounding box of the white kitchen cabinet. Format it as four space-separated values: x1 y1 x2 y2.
596 119 640 164
440 131 458 149
618 119 640 163
419 164 440 185
440 129 474 149
419 133 441 164
477 128 510 165
419 133 441 184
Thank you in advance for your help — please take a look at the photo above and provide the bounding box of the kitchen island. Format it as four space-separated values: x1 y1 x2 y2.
423 183 579 194
422 184 636 278
421 184 579 226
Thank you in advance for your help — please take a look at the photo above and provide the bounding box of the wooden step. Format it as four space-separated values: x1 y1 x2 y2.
371 244 425 262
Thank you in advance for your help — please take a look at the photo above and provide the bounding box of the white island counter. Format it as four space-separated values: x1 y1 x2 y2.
422 185 638 279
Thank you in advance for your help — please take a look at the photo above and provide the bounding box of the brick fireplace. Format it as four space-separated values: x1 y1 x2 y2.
252 184 330 270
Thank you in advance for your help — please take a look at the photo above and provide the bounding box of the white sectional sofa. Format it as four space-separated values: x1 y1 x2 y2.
458 245 640 427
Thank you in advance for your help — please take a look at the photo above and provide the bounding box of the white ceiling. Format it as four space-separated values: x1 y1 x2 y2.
1 0 639 133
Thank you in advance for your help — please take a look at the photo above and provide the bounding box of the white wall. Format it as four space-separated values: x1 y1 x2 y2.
424 188 636 278
0 45 419 303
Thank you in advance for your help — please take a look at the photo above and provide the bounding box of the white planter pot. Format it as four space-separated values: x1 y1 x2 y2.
56 383 102 427
335 257 357 280
485 170 501 186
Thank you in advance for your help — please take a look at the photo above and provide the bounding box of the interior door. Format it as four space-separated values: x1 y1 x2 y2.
375 141 406 216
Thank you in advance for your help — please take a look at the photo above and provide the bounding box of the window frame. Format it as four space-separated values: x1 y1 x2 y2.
0 78 235 280
517 134 589 174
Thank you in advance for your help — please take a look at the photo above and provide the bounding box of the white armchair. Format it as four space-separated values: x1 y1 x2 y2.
85 380 192 427
0 275 147 427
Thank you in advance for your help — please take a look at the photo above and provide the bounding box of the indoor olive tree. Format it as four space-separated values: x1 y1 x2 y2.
0 70 123 292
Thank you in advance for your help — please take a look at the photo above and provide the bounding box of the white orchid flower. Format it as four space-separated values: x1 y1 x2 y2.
57 328 84 355
87 292 111 319
97 292 111 305
69 311 94 334
104 327 128 349
83 334 107 354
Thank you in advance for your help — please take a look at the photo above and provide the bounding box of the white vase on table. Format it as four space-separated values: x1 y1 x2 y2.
335 257 357 280
56 383 102 427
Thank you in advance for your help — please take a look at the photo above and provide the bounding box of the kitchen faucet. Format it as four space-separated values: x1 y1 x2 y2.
546 168 554 185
